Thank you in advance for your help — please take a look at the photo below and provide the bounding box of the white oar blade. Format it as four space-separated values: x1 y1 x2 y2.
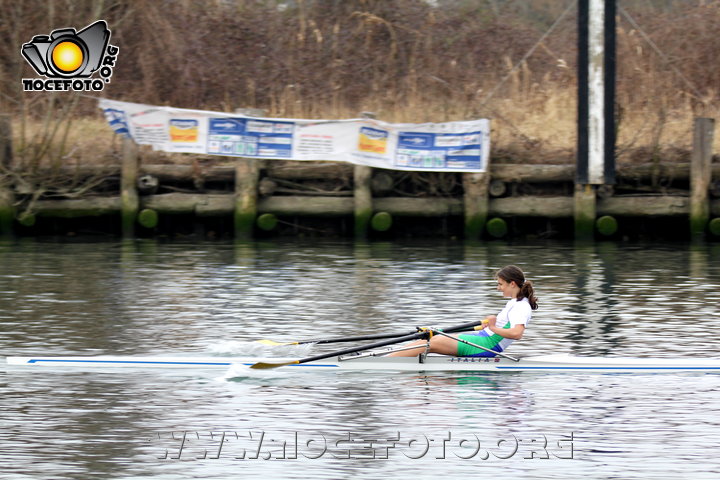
255 339 298 346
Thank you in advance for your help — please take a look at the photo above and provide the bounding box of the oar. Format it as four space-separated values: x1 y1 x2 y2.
256 319 489 346
256 332 410 346
249 319 487 369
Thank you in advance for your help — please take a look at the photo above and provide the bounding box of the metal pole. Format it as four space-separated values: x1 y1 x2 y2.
577 0 616 186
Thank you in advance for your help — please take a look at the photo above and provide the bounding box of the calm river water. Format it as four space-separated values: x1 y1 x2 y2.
1 238 720 479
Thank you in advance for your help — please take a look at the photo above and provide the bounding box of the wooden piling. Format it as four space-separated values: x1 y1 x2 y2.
121 137 139 238
596 215 618 236
463 172 490 240
0 115 14 236
486 217 508 238
371 172 394 195
234 158 260 240
354 112 376 240
354 165 372 239
464 146 492 240
709 217 720 237
35 192 714 220
137 208 159 229
488 179 507 198
690 117 715 239
574 184 596 240
0 189 13 236
256 213 278 231
19 162 720 186
371 211 393 232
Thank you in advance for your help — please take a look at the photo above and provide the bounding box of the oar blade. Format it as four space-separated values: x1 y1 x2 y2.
250 360 300 370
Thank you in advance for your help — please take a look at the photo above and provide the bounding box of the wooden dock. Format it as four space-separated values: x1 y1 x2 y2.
0 118 718 240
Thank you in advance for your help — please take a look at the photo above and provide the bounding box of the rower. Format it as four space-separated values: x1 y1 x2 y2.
386 265 537 360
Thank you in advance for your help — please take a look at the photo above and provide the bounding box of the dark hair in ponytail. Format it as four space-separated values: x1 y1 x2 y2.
496 265 538 310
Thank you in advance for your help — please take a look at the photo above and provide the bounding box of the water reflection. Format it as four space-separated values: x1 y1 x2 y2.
567 243 624 355
2 239 720 479
2 239 720 358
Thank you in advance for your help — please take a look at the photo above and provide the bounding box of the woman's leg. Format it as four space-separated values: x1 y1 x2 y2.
386 335 458 357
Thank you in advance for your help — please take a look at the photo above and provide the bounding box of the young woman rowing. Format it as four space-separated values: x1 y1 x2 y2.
387 265 538 358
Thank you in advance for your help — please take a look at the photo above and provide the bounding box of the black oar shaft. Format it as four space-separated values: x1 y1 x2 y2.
440 319 489 334
311 332 413 345
303 319 485 345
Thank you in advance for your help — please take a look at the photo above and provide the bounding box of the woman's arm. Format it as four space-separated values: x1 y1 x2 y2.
486 316 526 340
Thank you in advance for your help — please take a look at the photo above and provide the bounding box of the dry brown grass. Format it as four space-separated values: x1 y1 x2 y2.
2 0 719 169
14 86 717 170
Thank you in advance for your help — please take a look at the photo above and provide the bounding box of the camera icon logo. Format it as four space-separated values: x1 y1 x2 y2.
21 20 119 92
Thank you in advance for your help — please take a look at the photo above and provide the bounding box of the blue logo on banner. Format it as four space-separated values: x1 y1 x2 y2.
102 108 130 137
209 118 245 134
398 133 433 148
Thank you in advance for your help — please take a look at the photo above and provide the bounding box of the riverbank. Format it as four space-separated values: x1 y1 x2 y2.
2 142 718 241
1 107 718 242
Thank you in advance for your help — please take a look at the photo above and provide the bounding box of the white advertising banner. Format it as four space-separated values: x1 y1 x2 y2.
99 99 489 172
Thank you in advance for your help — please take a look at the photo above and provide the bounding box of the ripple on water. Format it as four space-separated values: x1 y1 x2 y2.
1 240 720 479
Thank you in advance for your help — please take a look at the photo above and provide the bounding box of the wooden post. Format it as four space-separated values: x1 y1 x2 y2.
232 107 264 240
690 117 715 239
354 165 372 239
354 112 376 239
121 137 139 238
0 115 14 236
574 183 596 240
234 158 259 240
463 172 490 240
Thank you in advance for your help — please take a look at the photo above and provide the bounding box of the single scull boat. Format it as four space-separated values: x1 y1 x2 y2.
6 353 720 372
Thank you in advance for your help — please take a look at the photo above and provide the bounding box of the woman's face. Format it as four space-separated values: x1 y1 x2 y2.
496 277 519 298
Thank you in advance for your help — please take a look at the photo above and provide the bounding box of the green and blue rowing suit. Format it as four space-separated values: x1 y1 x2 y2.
457 297 532 357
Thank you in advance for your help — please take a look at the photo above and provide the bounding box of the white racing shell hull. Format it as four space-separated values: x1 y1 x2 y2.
6 354 720 373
